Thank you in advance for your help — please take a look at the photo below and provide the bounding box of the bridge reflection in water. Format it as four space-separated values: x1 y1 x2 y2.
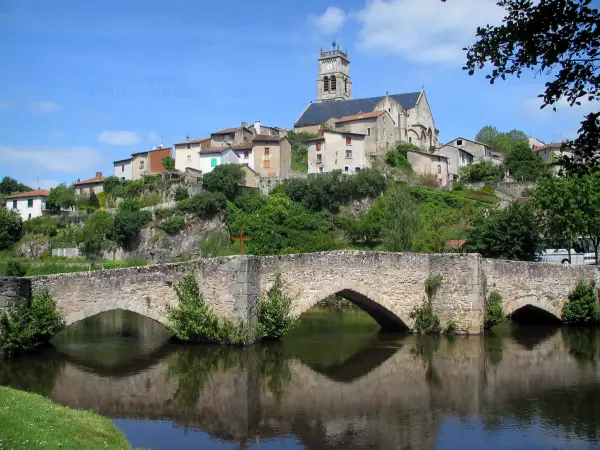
1 309 600 449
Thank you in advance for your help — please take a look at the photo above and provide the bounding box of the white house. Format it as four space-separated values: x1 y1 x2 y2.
5 189 49 221
198 146 242 174
113 158 133 180
436 144 475 180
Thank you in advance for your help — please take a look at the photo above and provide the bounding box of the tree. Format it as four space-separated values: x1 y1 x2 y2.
506 141 550 181
459 161 504 182
475 125 500 146
82 211 115 255
533 176 582 263
461 0 600 172
0 207 23 250
103 176 123 196
162 156 175 171
573 172 600 265
88 191 100 210
111 210 152 249
382 186 420 252
0 177 32 195
46 184 76 212
202 164 244 200
464 202 541 261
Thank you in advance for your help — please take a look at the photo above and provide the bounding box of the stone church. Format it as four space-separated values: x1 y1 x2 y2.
294 47 440 152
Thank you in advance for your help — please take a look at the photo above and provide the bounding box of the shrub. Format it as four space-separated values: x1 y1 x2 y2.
202 164 245 200
138 194 163 208
96 191 106 208
452 181 465 191
520 187 534 197
0 289 64 355
88 192 100 210
22 216 58 237
562 280 600 325
166 274 250 345
485 291 504 329
444 319 458 335
425 275 442 302
198 230 237 257
82 211 115 255
418 173 440 188
158 215 186 235
162 156 175 171
410 301 441 334
480 185 495 195
0 207 23 250
459 161 504 183
174 185 189 201
257 272 298 340
177 192 226 218
111 210 152 249
5 261 26 277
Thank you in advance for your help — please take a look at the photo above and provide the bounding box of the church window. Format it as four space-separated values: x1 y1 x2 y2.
345 150 352 158
330 76 336 91
346 136 352 145
323 77 329 92
344 79 348 94
367 128 371 136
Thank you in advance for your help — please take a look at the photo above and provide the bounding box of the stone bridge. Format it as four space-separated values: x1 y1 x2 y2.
0 251 598 337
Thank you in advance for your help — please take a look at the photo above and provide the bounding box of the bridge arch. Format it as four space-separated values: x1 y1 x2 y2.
293 279 411 332
62 300 168 329
507 296 562 325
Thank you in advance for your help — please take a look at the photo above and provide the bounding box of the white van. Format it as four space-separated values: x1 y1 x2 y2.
536 237 597 265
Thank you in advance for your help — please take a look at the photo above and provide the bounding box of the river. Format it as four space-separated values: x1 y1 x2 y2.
1 307 600 449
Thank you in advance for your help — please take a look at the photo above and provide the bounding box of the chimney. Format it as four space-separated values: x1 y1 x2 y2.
96 172 102 178
185 135 190 142
241 121 248 128
254 120 261 135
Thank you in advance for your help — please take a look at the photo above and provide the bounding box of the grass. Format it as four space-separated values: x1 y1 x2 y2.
454 189 500 204
0 386 133 449
291 151 308 173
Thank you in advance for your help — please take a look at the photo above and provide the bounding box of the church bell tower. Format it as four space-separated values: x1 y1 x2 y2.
317 43 352 102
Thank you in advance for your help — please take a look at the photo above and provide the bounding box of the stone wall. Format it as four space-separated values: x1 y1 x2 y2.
0 277 30 316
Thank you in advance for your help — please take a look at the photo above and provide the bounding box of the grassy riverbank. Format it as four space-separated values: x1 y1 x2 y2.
0 386 133 449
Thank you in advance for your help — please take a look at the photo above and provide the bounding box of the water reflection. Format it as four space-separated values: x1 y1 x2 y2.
1 309 600 449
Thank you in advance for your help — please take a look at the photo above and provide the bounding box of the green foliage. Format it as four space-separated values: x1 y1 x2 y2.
506 141 550 181
162 156 175 171
198 230 237 257
177 191 226 218
137 193 162 208
425 275 442 302
485 291 504 329
347 207 384 248
0 177 32 195
111 209 152 249
102 176 123 196
452 181 465 191
0 289 64 355
480 185 495 195
521 187 534 197
166 274 251 345
257 272 299 340
382 186 420 252
464 1 600 172
0 207 23 250
82 211 115 255
46 184 76 211
464 201 541 261
459 161 504 182
444 319 457 335
385 141 417 174
174 185 189 201
88 191 100 210
5 260 26 277
562 280 600 325
410 301 441 334
276 168 386 212
202 164 244 200
157 215 186 235
96 191 106 208
288 130 314 172
22 217 60 237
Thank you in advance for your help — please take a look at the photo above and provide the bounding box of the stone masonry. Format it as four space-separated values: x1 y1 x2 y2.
0 251 597 339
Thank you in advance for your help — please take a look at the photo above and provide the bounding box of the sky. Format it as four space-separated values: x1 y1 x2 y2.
0 0 598 189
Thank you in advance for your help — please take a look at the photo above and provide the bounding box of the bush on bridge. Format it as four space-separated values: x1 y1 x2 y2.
166 274 251 345
257 272 298 340
485 291 504 329
0 289 64 355
562 280 600 325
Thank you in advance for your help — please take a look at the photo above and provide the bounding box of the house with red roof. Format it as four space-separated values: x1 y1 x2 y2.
5 189 50 221
331 109 397 158
74 172 105 196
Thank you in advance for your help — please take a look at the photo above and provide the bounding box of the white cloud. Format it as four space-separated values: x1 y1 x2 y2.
30 101 62 114
0 100 10 110
97 130 140 146
0 144 104 176
354 0 504 64
310 6 346 34
147 131 161 144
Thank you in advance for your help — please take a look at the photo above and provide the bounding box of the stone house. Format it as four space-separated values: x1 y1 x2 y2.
209 125 253 148
295 49 439 152
533 142 574 175
251 135 292 177
331 110 397 158
436 145 474 181
246 120 288 138
5 189 49 221
131 146 172 180
113 158 133 181
174 136 210 173
307 130 368 174
74 172 105 195
406 151 450 186
446 137 502 165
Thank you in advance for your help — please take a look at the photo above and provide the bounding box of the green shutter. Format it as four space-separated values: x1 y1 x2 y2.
211 158 217 167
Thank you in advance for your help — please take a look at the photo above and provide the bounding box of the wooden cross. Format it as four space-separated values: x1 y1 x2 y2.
232 228 251 254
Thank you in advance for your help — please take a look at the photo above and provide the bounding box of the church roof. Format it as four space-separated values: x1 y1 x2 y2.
295 92 421 127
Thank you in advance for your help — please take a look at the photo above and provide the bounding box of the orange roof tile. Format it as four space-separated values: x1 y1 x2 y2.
6 189 50 199
74 173 105 185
